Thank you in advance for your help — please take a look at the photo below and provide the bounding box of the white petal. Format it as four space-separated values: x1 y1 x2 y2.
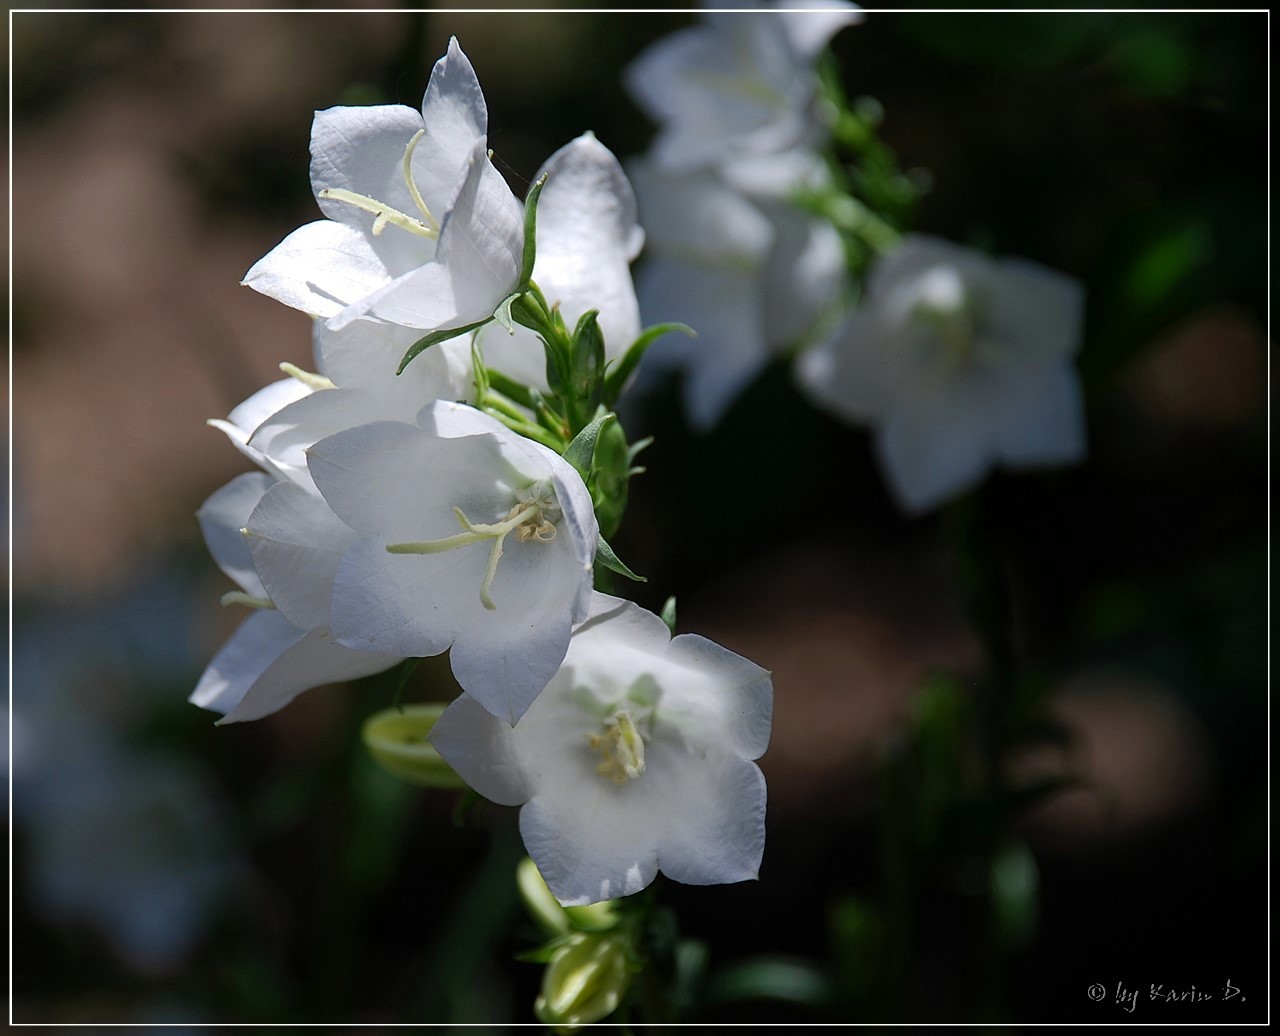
634 259 768 430
310 103 425 230
196 472 273 597
475 321 548 391
308 420 512 539
414 37 489 219
760 203 846 347
193 609 398 724
243 220 399 318
208 377 313 483
315 318 473 403
428 693 528 805
665 634 774 760
986 258 1086 359
520 788 661 907
644 745 766 888
775 0 864 58
244 480 357 630
993 360 1087 467
794 310 899 423
327 533 478 659
875 390 995 513
433 141 525 322
532 134 643 359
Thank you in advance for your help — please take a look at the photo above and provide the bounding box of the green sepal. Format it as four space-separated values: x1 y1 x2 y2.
515 935 576 965
570 309 606 411
562 407 615 481
492 291 521 334
660 596 677 634
595 536 645 583
603 322 695 406
398 319 489 375
519 173 548 287
588 414 632 540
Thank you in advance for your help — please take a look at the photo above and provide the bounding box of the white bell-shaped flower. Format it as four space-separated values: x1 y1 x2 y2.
304 400 598 724
630 159 845 429
477 132 644 390
624 1 862 176
796 234 1087 512
243 38 524 336
430 593 773 906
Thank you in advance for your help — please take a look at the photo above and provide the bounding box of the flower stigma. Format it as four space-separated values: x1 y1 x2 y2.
589 707 648 786
385 481 561 610
318 130 441 239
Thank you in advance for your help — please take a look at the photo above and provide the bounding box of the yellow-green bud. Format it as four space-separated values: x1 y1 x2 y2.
534 932 632 1031
361 704 466 789
517 857 620 936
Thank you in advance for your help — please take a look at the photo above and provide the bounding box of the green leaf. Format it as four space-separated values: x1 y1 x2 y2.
595 536 645 582
603 323 695 406
659 596 677 634
398 319 489 375
519 173 548 287
561 408 615 480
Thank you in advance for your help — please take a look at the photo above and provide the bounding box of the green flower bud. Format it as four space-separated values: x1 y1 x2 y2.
518 857 621 937
534 932 632 1031
361 704 466 789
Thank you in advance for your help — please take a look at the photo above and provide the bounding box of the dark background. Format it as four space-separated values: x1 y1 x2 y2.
10 8 1268 1024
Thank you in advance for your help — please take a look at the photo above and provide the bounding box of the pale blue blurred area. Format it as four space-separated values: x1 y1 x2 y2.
12 550 237 978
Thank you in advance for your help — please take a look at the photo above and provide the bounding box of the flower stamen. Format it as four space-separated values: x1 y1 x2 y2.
385 483 561 611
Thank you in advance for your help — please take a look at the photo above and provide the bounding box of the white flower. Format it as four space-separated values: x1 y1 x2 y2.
429 593 773 906
630 159 845 429
795 234 1087 512
477 132 644 391
624 1 862 176
192 471 400 724
304 400 598 724
243 38 524 336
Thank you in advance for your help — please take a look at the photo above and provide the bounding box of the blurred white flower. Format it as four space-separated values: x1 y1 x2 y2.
477 132 644 391
430 593 773 906
243 38 524 336
630 159 845 429
624 1 862 176
796 234 1087 512
305 400 598 724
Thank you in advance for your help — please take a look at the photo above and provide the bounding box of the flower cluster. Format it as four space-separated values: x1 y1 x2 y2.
626 3 1087 511
193 39 772 911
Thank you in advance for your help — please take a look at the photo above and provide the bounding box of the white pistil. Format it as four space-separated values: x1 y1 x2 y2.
279 362 335 390
220 590 275 609
385 489 559 611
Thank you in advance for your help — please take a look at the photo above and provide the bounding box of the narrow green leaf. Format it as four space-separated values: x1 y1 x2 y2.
562 408 615 480
519 173 548 287
595 536 645 583
603 322 695 406
398 319 489 375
